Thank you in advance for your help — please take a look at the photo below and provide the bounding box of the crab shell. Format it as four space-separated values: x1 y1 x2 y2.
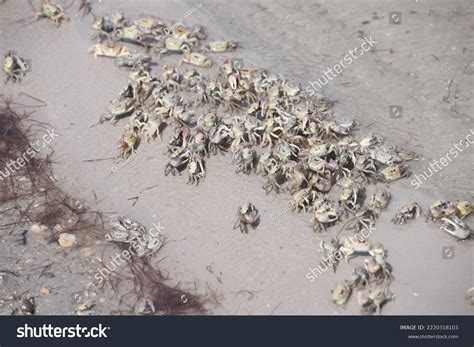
380 164 410 181
207 41 237 52
331 283 351 306
88 43 130 58
440 216 471 240
181 52 212 68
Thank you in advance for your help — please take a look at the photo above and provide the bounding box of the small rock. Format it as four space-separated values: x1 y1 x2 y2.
39 287 50 295
58 233 80 249
30 224 48 234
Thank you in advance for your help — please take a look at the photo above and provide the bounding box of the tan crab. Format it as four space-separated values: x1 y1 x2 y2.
233 203 259 233
391 202 421 225
368 189 391 216
187 153 206 185
88 43 130 59
331 281 352 306
36 0 69 27
378 163 411 182
180 52 212 68
3 51 29 83
207 41 238 53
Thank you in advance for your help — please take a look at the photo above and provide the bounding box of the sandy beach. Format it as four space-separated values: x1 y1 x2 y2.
0 0 472 315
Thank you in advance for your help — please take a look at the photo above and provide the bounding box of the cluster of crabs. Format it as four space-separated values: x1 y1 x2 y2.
3 1 471 314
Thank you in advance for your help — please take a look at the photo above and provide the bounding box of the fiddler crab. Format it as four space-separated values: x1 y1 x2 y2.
88 43 130 59
311 197 338 233
36 0 69 27
118 125 139 158
180 52 212 68
425 200 472 221
157 37 196 57
234 203 259 233
207 41 238 53
232 142 256 174
338 182 364 216
187 152 206 185
391 202 421 225
107 215 164 258
364 253 393 285
425 200 472 239
368 188 391 216
331 281 352 306
3 51 29 83
377 163 411 182
358 288 393 314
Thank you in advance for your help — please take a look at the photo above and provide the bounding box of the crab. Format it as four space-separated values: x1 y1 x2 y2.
331 281 352 306
353 155 377 182
342 207 377 233
359 288 393 314
107 215 147 243
338 183 364 216
36 0 69 27
116 51 152 68
107 215 164 258
311 199 338 233
368 189 391 216
118 125 139 158
141 118 165 142
262 159 283 194
190 130 209 157
158 37 194 57
319 236 342 272
356 134 383 154
425 200 457 221
88 43 130 59
378 163 411 182
439 216 471 240
209 124 231 155
164 149 189 176
350 266 370 290
244 116 264 146
187 153 206 185
339 237 372 262
232 142 255 174
105 98 136 123
284 163 309 194
180 52 212 68
233 203 259 233
391 202 421 225
292 188 318 213
207 41 238 53
455 200 472 219
364 256 392 285
3 51 29 83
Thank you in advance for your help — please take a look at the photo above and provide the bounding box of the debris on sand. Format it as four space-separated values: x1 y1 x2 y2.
0 99 205 315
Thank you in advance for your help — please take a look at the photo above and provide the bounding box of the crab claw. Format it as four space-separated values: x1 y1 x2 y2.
440 216 471 240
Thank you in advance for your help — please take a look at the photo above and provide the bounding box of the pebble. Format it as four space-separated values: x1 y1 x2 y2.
58 233 80 249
